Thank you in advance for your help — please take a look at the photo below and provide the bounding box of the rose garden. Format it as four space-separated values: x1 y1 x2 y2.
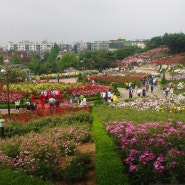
0 63 185 185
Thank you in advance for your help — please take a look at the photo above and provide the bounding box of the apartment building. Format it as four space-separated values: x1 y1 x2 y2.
91 37 125 51
7 41 54 52
132 40 146 48
91 41 109 51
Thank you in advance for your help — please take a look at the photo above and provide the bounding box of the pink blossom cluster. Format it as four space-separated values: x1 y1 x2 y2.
104 120 185 183
0 91 25 103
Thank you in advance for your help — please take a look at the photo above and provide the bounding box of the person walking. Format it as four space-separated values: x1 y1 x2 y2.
129 87 133 98
56 74 60 83
15 98 21 111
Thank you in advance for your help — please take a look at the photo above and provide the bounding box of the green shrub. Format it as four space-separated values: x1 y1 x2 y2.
1 139 20 158
0 169 52 185
62 153 91 182
160 72 168 85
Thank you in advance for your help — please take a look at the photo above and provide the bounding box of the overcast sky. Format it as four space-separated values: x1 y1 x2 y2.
0 0 184 46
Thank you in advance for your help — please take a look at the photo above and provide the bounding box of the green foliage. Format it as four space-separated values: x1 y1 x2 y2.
59 53 78 71
0 169 52 185
163 32 185 54
92 108 129 185
111 82 120 96
146 36 164 49
116 46 144 60
1 139 20 158
77 73 84 81
62 153 91 182
160 72 167 85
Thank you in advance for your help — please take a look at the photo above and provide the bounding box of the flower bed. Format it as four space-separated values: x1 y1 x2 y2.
0 91 26 103
103 119 185 184
2 106 91 123
0 123 92 181
91 74 143 87
110 96 185 113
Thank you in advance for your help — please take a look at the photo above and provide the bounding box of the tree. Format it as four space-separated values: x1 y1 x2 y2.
163 32 185 54
0 54 3 65
72 44 78 54
116 46 141 60
146 36 164 49
10 53 22 64
59 53 78 71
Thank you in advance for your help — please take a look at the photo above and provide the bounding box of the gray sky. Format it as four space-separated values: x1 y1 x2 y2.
0 0 184 46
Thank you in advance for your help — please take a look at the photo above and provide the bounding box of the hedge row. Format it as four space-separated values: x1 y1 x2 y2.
92 107 129 185
0 169 52 185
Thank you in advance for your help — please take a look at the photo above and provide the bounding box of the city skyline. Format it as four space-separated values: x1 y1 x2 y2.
0 0 185 46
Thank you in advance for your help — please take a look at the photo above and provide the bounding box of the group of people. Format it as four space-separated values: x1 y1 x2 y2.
38 89 62 110
127 75 159 99
15 98 36 112
101 90 118 102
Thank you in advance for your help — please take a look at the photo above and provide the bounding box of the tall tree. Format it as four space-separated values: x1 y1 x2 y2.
163 32 185 54
146 36 164 49
59 53 78 71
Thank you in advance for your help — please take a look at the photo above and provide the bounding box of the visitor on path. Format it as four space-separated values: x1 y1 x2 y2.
55 98 60 109
37 75 40 83
56 74 60 83
113 94 118 102
107 90 112 102
129 87 133 98
80 96 87 106
48 97 55 108
69 98 73 106
15 98 21 111
46 74 49 82
142 88 146 97
137 89 142 97
146 82 149 92
80 94 84 104
165 86 170 100
151 85 154 93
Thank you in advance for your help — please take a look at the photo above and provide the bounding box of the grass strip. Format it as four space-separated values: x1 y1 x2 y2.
0 169 52 185
92 107 129 185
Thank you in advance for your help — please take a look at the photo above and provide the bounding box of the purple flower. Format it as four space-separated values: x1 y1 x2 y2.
129 149 139 156
154 155 165 172
124 156 135 165
139 150 155 165
129 165 138 172
169 161 179 169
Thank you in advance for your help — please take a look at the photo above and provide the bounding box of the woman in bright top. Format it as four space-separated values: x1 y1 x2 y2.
113 94 118 102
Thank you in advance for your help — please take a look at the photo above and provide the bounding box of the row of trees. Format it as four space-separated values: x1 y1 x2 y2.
146 32 185 54
6 32 185 75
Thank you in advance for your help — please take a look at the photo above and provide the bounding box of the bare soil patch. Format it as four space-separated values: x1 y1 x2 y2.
54 142 96 185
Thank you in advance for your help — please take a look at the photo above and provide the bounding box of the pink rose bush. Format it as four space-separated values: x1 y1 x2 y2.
103 120 185 184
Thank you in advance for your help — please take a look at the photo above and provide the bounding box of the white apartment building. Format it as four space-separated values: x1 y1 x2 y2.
91 41 109 51
131 40 146 49
7 41 54 52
